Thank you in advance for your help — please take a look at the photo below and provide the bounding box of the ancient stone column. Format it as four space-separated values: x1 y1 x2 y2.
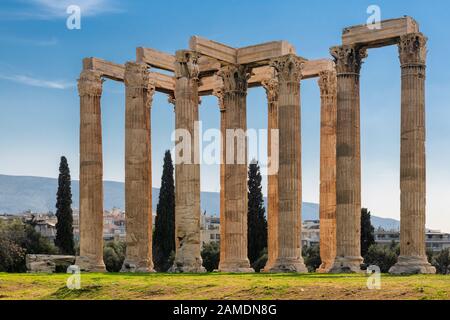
76 70 106 272
213 87 226 265
170 51 205 273
122 62 154 272
317 69 337 273
329 45 367 273
262 75 279 272
267 54 307 273
217 65 254 273
390 33 435 274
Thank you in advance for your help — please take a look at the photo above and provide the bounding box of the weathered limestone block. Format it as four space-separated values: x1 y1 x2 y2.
170 51 205 273
329 45 367 273
317 69 337 273
26 254 76 273
76 70 106 272
390 33 435 275
266 54 307 273
217 65 254 273
122 62 155 273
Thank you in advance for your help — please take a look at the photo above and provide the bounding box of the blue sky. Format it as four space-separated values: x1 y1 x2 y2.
0 0 449 231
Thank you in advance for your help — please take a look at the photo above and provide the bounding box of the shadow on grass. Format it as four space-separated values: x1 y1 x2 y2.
50 285 102 299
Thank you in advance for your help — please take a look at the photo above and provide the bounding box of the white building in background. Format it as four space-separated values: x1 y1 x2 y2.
302 220 320 247
200 213 220 248
375 227 450 252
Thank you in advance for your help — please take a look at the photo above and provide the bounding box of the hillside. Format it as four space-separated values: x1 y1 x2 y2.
0 174 399 229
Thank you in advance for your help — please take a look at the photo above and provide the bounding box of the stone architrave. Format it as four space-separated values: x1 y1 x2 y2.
122 62 155 272
76 70 106 272
170 51 206 273
317 69 337 273
389 33 435 274
329 45 367 273
217 65 254 273
267 54 307 273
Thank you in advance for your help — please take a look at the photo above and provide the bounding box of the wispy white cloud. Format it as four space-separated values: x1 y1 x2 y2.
0 73 75 90
2 0 122 20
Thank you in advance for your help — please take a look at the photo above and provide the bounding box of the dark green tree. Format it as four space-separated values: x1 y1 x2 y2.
364 244 398 273
361 208 375 257
201 242 220 272
302 245 322 272
54 156 75 255
103 241 126 272
432 248 450 275
153 150 175 271
247 160 267 266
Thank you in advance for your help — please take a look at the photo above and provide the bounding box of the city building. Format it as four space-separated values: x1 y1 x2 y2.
200 213 220 248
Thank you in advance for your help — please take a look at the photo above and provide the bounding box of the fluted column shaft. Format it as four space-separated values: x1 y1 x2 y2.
262 76 279 271
317 69 337 273
122 62 154 272
76 70 106 272
217 65 253 272
329 45 367 273
171 51 205 273
390 33 435 274
268 55 307 273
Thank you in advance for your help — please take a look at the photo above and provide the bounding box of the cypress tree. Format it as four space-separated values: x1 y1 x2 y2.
153 150 175 271
247 160 267 267
361 208 375 257
55 156 75 255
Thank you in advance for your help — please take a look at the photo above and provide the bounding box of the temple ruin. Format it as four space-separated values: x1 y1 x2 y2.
76 16 435 274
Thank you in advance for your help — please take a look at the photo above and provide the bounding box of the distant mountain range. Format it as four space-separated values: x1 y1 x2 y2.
0 174 400 230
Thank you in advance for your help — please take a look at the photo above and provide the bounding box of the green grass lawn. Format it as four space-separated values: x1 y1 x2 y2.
0 273 448 300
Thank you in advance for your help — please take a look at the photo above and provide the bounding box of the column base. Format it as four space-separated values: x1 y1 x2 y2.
316 261 334 273
389 255 436 275
75 256 106 273
328 256 363 273
120 260 155 273
265 258 308 273
169 256 206 273
218 259 254 273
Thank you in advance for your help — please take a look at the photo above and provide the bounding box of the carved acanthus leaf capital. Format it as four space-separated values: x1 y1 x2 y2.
270 54 304 83
261 77 279 103
330 45 367 74
175 50 199 80
212 87 225 111
398 33 427 66
124 62 155 105
78 70 103 96
217 65 250 94
318 69 337 97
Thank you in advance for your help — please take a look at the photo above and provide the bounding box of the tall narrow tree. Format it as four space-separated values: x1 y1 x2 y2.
153 150 175 271
55 156 75 255
361 208 375 257
247 160 267 267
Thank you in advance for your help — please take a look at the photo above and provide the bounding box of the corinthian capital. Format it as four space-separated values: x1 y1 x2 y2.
398 33 427 66
78 70 103 97
217 65 250 94
270 54 304 83
124 62 155 105
174 50 199 80
330 45 367 74
124 62 151 89
318 69 337 97
262 77 279 103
